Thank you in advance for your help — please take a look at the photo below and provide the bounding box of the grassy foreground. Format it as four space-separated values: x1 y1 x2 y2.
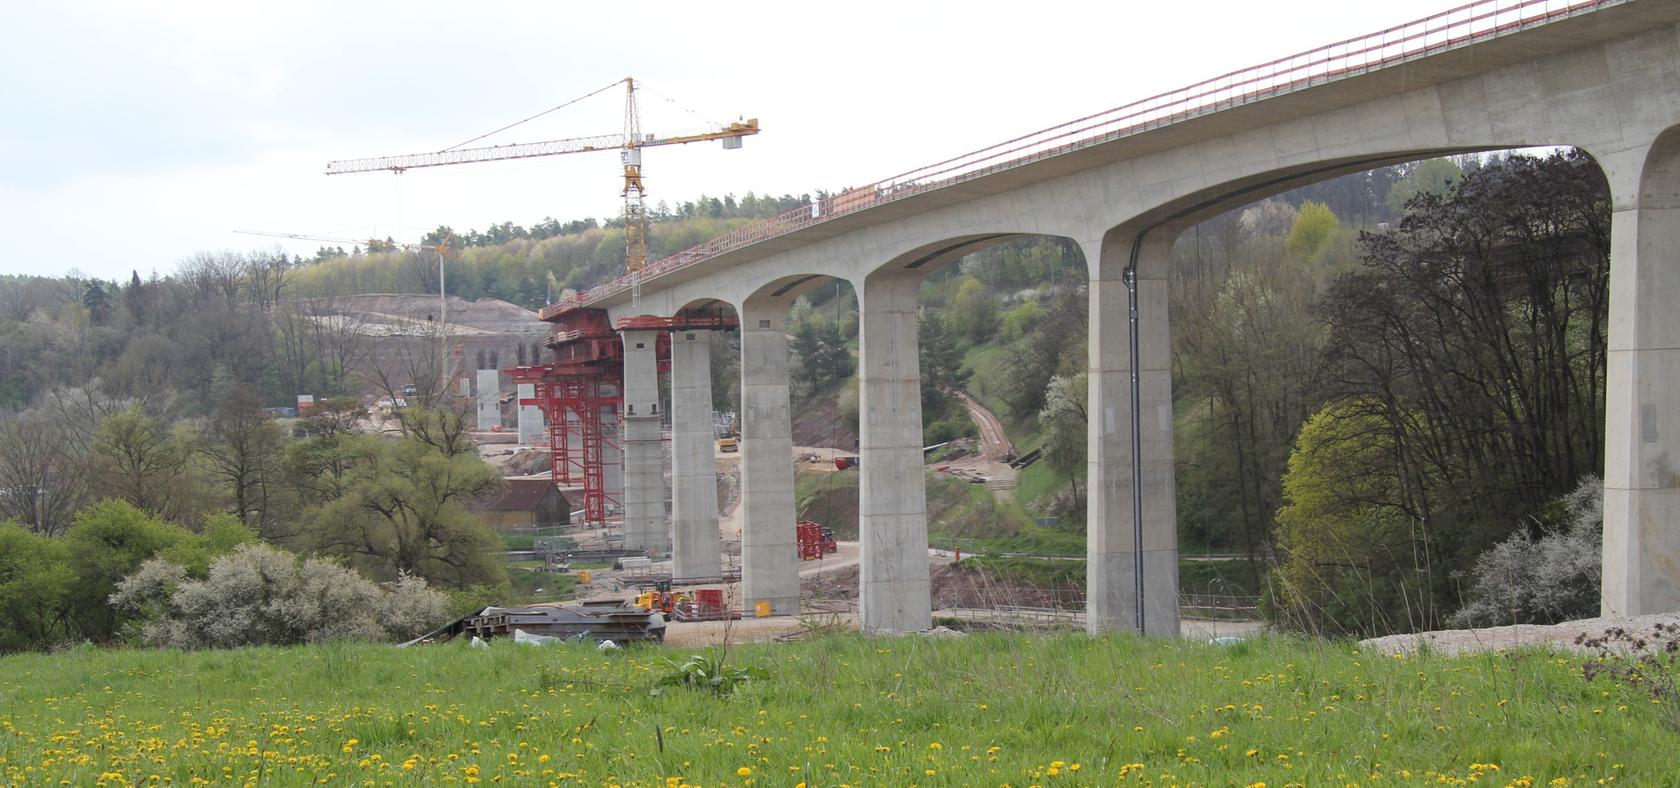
0 633 1671 786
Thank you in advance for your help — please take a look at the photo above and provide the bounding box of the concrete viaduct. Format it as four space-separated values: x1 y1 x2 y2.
540 0 1680 634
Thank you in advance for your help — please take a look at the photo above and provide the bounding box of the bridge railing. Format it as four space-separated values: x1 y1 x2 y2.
551 0 1616 316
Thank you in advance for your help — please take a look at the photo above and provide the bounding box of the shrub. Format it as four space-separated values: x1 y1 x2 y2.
110 543 449 649
0 522 75 652
1576 622 1680 732
1450 476 1601 628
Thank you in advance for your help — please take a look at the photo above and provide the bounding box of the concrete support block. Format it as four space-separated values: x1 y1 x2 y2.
738 304 799 614
516 383 543 445
620 329 669 555
476 369 500 431
857 278 931 633
671 330 723 581
1602 163 1680 615
1086 235 1180 637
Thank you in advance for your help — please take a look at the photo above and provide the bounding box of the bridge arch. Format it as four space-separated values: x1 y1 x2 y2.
853 231 1089 632
1076 141 1624 634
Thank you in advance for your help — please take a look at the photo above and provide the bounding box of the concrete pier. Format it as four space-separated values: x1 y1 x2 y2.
475 369 500 431
737 298 800 614
619 329 669 555
1602 130 1680 616
670 330 723 581
516 384 544 445
856 276 932 633
1085 233 1179 637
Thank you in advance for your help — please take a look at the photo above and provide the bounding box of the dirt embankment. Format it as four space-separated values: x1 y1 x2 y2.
1359 612 1680 657
801 560 1082 611
791 390 857 450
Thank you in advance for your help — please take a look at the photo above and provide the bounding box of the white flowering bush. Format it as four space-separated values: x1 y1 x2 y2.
1450 476 1602 628
111 542 447 649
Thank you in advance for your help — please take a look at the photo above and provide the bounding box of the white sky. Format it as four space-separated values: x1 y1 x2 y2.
0 1 1461 281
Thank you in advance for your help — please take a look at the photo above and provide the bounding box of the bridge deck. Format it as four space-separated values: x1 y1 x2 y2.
541 0 1667 318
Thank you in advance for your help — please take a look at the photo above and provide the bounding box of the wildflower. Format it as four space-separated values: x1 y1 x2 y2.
737 766 752 777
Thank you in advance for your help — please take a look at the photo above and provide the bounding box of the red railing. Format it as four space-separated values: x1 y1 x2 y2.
542 0 1618 319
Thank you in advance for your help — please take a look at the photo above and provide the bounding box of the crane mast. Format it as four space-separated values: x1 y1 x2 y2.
324 77 757 276
621 78 648 274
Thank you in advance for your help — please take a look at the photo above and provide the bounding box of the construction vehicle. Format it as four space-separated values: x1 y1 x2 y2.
325 77 758 277
633 580 690 619
717 436 739 453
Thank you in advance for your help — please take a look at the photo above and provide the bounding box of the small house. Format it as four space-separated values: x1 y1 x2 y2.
471 479 570 533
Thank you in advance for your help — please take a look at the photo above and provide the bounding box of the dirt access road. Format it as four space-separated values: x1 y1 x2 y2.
934 391 1018 490
954 390 1014 461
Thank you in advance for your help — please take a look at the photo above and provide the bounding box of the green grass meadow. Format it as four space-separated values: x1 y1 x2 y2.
0 632 1671 786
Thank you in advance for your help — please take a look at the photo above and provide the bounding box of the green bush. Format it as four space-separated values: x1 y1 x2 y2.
0 523 74 652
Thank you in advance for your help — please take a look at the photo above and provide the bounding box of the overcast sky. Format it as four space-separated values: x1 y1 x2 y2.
0 1 1459 281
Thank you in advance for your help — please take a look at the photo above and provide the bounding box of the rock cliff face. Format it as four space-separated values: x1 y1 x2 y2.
297 295 553 397
306 294 551 336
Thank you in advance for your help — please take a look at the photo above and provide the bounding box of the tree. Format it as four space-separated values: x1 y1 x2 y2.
91 406 192 519
1038 373 1087 512
1284 200 1339 258
303 435 506 589
82 280 109 324
198 386 286 536
1317 150 1610 570
0 413 91 535
998 287 1085 419
62 499 195 642
1451 476 1602 628
124 270 147 326
0 522 74 652
1384 156 1463 216
1269 401 1426 637
917 310 967 408
789 320 854 400
945 276 999 344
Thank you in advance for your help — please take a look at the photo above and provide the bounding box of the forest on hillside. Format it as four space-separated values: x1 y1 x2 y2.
0 151 1612 642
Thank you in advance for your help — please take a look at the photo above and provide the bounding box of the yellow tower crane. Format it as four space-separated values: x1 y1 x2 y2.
324 78 758 275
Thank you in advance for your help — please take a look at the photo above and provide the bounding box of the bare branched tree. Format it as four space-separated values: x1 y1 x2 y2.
0 413 92 535
361 319 474 456
305 298 370 396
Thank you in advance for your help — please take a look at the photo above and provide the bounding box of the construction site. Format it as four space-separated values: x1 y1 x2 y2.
291 74 1268 646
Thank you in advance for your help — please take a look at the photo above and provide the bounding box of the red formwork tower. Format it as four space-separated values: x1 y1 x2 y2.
512 307 627 527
